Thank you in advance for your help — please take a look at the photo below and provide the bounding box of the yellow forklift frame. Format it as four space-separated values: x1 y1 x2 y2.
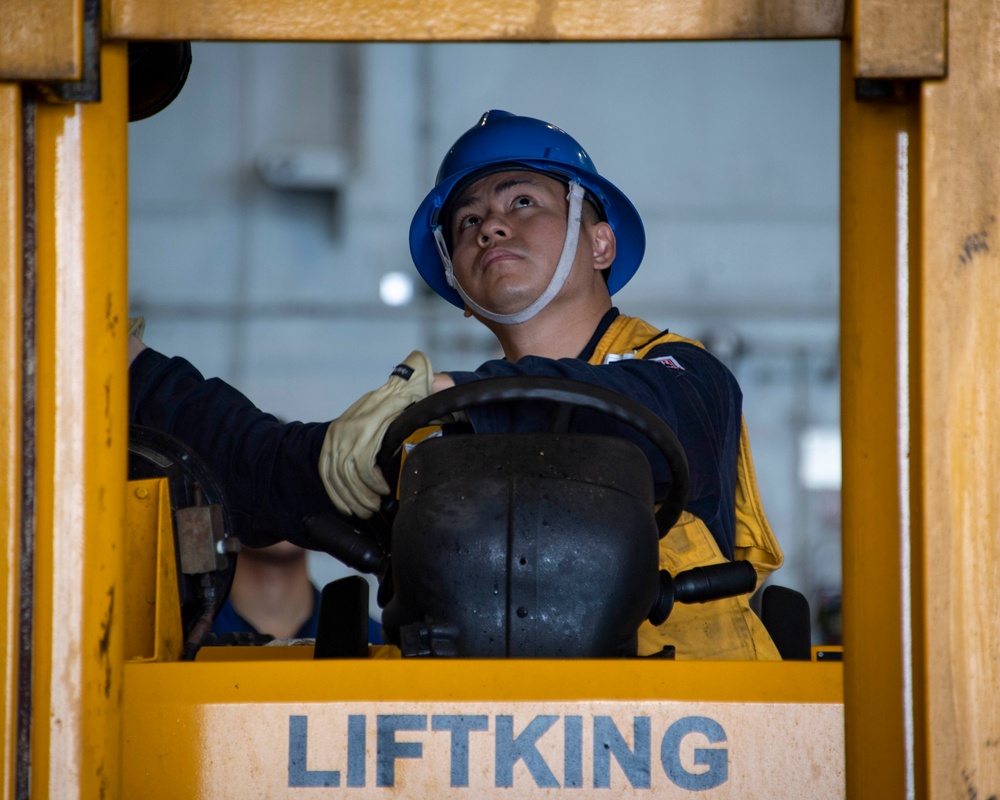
3 0 998 797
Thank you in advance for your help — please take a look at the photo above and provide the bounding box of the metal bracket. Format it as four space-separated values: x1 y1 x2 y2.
175 503 232 574
399 621 460 657
36 0 101 104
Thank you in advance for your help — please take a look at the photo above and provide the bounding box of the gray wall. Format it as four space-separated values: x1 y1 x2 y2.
129 41 842 640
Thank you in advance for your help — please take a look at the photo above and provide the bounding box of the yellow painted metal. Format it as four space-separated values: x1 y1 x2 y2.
31 44 130 799
174 659 841 702
0 81 22 800
196 645 319 661
839 43 920 799
854 0 945 78
120 659 842 795
124 479 184 663
919 0 1000 794
127 659 842 704
107 0 847 41
0 0 82 81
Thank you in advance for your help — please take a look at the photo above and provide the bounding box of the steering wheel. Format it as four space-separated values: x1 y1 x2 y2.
375 376 690 538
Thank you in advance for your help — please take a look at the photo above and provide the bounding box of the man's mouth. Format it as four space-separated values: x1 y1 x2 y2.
480 247 521 271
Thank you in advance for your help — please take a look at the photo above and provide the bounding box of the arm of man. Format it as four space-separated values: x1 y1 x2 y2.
442 342 741 558
130 348 335 549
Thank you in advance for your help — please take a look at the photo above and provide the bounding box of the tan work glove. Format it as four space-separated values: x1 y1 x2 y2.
128 316 145 341
127 316 147 364
319 351 433 519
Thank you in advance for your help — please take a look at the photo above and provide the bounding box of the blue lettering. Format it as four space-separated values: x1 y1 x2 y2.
495 715 559 788
287 715 340 787
377 715 427 787
431 715 489 787
347 714 366 787
564 716 583 789
594 716 651 789
290 710 732 791
661 716 728 790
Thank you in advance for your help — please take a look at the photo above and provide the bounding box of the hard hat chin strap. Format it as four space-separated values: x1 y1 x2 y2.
433 181 585 325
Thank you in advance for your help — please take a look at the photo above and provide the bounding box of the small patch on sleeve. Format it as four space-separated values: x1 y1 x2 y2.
602 352 636 364
649 355 685 370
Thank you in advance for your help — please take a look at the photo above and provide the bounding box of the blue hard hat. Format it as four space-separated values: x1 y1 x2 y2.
409 110 646 308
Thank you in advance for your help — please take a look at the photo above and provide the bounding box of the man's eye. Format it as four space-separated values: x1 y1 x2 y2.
514 196 533 208
459 214 480 231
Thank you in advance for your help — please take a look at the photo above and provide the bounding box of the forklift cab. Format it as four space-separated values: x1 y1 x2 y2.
5 0 997 798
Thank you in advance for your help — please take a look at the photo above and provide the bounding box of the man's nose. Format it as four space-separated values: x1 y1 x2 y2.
478 211 509 245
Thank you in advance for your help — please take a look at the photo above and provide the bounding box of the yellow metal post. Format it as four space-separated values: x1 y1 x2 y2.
840 57 920 797
919 0 1000 794
0 81 23 800
30 44 130 799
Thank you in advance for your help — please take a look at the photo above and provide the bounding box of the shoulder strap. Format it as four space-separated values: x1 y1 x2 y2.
635 329 703 358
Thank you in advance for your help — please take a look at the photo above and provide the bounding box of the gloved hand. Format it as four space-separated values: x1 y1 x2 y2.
127 316 147 365
319 351 433 519
128 316 145 341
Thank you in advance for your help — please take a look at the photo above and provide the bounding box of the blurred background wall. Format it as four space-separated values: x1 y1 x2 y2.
128 41 842 643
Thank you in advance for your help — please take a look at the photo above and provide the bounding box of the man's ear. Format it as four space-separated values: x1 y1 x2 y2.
591 221 616 271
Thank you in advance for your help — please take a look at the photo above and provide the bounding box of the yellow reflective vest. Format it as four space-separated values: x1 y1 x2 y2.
589 314 783 660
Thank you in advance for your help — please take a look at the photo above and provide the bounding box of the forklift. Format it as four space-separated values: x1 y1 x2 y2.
2 0 997 797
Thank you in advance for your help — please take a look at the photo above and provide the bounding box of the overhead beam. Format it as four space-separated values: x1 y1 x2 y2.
106 0 847 41
6 0 944 83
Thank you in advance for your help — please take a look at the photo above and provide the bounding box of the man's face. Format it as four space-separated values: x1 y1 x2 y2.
448 170 573 317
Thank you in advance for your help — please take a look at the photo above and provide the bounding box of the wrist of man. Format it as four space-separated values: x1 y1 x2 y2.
432 372 455 393
128 335 148 366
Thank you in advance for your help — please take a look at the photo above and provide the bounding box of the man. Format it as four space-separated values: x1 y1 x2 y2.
130 110 782 659
209 538 383 645
211 540 322 641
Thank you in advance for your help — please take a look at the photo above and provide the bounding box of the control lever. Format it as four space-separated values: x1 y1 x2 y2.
302 512 389 577
647 560 758 626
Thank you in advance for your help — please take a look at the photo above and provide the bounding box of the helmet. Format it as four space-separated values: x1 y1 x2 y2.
409 110 646 309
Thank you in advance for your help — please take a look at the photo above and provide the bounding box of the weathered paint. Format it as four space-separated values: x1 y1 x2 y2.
0 0 82 81
839 43 921 800
122 660 843 797
31 45 130 800
106 0 847 42
854 0 946 78
0 80 23 800
920 0 1000 794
